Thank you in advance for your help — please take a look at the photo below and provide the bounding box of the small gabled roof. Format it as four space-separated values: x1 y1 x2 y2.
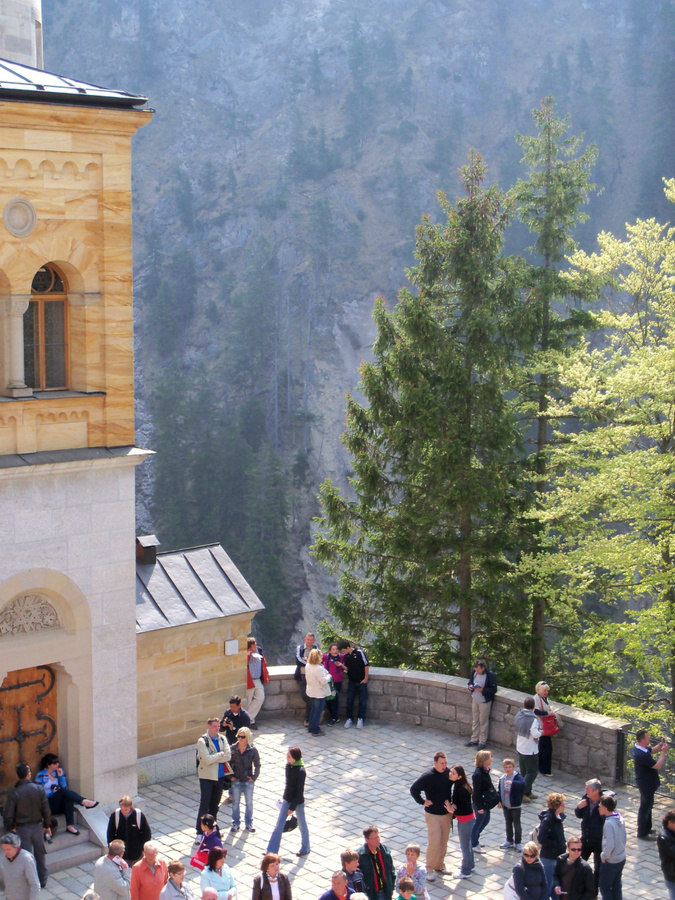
0 57 148 108
136 543 265 633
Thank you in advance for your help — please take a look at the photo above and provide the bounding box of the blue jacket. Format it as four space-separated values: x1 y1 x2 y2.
498 771 526 808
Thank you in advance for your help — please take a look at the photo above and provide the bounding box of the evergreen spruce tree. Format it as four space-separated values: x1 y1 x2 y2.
509 96 597 678
313 152 530 680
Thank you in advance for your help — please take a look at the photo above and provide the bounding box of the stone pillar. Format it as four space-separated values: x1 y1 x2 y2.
0 296 33 397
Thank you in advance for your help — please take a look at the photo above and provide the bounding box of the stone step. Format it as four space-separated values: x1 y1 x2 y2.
45 840 101 873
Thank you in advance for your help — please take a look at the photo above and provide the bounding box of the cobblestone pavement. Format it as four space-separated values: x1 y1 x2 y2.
12 716 668 900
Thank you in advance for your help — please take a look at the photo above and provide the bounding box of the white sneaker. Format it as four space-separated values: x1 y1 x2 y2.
356 718 364 728
344 718 353 729
473 845 484 853
500 841 514 849
515 844 523 852
425 871 436 883
454 873 470 879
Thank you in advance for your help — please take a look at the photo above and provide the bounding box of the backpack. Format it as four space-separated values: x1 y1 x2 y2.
114 807 142 830
196 733 213 769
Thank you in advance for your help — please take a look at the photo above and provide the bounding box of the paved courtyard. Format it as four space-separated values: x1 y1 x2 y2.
10 716 669 900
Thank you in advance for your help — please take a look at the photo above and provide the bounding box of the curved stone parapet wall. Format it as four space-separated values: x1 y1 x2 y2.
260 666 628 782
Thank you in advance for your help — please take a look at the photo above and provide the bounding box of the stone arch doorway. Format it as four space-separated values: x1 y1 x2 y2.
0 572 94 799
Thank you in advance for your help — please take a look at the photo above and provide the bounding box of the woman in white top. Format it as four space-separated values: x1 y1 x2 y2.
533 681 554 776
305 647 332 737
252 854 292 900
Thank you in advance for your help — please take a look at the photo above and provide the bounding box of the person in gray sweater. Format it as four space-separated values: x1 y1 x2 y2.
0 833 40 900
598 797 626 900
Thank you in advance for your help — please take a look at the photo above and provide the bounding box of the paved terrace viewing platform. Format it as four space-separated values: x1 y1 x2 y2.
2 668 670 899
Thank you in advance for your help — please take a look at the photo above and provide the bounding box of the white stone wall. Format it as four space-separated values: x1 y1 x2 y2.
0 0 42 67
0 455 143 802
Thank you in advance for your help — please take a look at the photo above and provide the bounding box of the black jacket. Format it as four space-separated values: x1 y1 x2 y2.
253 872 292 900
538 809 566 860
574 796 605 849
467 668 498 702
472 766 496 812
106 807 152 862
283 763 306 811
512 858 547 900
553 853 595 900
449 781 473 818
658 827 675 882
3 779 51 829
410 767 451 816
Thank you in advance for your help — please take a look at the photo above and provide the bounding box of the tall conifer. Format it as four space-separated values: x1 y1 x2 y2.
313 152 529 679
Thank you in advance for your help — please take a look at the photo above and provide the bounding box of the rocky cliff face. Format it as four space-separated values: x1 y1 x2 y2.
42 0 673 660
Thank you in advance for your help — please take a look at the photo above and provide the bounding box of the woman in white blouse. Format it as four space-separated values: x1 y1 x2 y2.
252 854 292 900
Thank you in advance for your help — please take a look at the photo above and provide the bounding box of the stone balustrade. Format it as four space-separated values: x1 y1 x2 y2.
260 665 628 782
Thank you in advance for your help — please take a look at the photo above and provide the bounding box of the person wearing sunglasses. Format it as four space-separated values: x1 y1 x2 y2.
505 842 547 900
552 837 594 900
229 727 260 833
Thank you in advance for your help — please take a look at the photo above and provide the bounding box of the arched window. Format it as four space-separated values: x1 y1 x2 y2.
23 264 67 390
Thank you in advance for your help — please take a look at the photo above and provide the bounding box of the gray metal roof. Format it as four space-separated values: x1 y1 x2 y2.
0 57 148 108
136 543 265 633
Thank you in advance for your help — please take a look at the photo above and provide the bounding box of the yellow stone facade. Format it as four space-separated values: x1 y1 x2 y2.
0 100 151 453
136 614 253 759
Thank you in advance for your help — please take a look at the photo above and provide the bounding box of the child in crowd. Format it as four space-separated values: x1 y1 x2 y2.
396 877 416 900
396 844 428 900
198 815 223 853
498 758 526 851
342 849 366 893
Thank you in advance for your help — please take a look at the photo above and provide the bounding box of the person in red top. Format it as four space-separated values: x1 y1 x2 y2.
130 842 168 900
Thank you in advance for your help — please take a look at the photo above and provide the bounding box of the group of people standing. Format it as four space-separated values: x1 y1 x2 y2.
294 634 369 736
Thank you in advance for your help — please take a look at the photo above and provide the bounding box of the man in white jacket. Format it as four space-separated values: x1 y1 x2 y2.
598 796 626 900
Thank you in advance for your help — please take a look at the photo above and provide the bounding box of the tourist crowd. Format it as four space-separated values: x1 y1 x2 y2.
1 642 673 900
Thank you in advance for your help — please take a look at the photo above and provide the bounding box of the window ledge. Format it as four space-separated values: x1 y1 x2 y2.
0 390 106 402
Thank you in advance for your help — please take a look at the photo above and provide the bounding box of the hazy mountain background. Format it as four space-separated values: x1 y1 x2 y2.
42 0 675 660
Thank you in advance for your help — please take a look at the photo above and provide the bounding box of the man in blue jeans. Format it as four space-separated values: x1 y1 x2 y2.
338 640 369 729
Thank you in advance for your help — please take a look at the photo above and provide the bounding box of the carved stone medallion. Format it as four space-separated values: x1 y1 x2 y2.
3 198 37 237
0 594 60 636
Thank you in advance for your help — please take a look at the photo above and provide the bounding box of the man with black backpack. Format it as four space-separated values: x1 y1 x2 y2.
194 717 231 842
106 796 152 863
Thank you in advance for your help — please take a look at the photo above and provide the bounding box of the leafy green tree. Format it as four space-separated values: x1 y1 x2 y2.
509 96 597 677
312 152 530 680
539 179 675 729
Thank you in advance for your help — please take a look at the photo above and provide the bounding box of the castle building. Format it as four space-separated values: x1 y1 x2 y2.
0 5 263 820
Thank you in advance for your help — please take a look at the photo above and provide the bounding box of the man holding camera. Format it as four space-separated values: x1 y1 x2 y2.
633 729 668 840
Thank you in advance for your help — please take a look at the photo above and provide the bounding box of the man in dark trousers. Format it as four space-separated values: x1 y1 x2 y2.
2 764 52 889
357 826 395 900
409 751 452 880
633 729 668 839
338 640 369 729
574 779 610 896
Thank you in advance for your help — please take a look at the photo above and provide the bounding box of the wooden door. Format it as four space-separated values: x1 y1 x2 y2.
0 665 57 806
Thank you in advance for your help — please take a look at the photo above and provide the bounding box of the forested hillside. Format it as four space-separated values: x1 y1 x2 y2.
42 0 675 660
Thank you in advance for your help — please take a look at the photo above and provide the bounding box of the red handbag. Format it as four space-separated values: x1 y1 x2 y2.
540 714 560 737
190 849 209 871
